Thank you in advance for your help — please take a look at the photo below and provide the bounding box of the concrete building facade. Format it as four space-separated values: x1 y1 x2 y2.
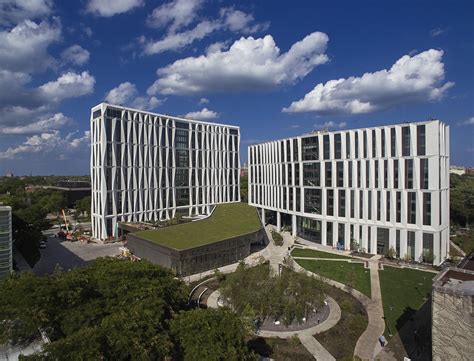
248 120 449 264
0 205 12 278
90 103 240 240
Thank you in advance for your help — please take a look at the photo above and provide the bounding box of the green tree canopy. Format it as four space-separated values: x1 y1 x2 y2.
170 308 257 361
0 258 188 360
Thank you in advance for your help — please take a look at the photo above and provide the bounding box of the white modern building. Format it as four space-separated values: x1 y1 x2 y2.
90 103 240 240
248 120 449 265
0 205 12 278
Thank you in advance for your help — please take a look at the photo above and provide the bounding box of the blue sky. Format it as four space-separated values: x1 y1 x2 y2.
0 0 473 175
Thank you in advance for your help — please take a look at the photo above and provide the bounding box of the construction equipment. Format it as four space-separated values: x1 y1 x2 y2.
61 209 69 233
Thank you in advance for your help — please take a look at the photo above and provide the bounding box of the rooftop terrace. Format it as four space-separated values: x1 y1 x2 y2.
133 203 262 250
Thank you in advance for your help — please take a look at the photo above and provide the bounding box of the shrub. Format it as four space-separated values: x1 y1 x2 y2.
271 230 284 246
385 247 396 260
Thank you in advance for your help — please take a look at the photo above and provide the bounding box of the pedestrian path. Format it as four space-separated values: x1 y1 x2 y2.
299 334 335 361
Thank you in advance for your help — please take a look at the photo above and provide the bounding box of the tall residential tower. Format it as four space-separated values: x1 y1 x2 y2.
90 103 240 240
248 120 449 265
0 205 12 278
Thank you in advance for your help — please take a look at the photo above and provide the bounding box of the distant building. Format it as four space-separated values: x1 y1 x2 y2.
466 167 474 175
5 172 14 178
27 181 91 208
449 165 466 175
0 205 12 279
249 120 450 265
432 252 474 360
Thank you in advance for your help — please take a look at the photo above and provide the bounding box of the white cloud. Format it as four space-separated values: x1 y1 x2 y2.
38 71 95 102
142 3 269 55
0 19 61 73
142 20 220 55
283 49 454 115
105 82 165 110
147 0 203 32
198 97 209 105
148 32 329 95
314 121 347 129
0 113 72 135
430 28 445 37
61 45 90 66
184 108 219 120
459 117 474 126
86 0 144 17
220 7 269 33
0 0 53 26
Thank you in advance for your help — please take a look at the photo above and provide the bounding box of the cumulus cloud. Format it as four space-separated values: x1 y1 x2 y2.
283 49 454 115
0 19 61 73
184 108 219 120
142 2 269 55
198 97 209 105
0 113 72 135
0 0 53 26
147 32 329 95
86 0 144 17
459 117 474 126
38 71 95 102
61 45 90 66
0 130 90 160
105 82 165 110
314 121 347 129
147 0 203 32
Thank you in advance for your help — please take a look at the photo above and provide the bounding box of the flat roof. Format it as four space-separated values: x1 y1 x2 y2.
248 119 444 147
433 267 474 297
92 102 240 130
133 203 261 250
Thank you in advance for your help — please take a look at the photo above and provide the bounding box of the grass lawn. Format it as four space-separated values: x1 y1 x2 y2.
315 285 368 360
451 232 474 254
379 266 434 337
248 337 314 361
295 259 371 298
291 248 351 259
134 203 261 250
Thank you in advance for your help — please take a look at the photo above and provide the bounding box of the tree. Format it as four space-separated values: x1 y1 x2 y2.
74 196 91 218
170 308 257 361
0 258 188 359
240 175 248 203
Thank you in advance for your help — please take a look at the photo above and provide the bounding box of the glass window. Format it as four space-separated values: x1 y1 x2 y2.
359 190 364 219
377 190 381 221
405 159 413 189
381 130 386 157
417 125 426 156
402 126 410 156
384 160 388 188
396 230 400 257
386 191 391 222
363 131 368 158
394 160 399 188
423 192 431 225
372 129 376 158
337 161 344 187
349 162 353 187
297 217 322 243
422 233 434 261
323 135 330 159
350 190 355 218
368 190 372 219
303 162 320 186
327 222 333 246
407 192 416 224
420 159 429 189
302 136 319 160
339 189 346 217
325 162 332 187
327 189 334 216
355 132 359 158
293 139 299 162
407 231 416 260
335 133 341 159
345 133 351 158
304 189 322 214
391 128 396 157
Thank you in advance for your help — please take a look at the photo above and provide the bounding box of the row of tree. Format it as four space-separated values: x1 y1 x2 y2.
0 258 257 360
450 173 474 227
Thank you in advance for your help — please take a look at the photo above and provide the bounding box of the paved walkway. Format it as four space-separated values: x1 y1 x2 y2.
354 259 386 360
450 240 466 257
299 334 335 361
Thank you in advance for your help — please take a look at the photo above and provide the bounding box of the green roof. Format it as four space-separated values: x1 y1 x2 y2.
134 203 262 250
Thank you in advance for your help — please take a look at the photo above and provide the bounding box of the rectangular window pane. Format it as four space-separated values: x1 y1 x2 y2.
402 126 410 156
335 133 341 159
417 125 426 156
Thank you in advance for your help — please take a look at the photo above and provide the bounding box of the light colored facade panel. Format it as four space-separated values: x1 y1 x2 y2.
0 206 12 278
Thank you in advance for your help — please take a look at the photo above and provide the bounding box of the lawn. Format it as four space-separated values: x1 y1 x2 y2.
295 259 371 298
451 231 474 254
378 266 434 337
134 203 261 250
291 248 351 259
315 285 368 360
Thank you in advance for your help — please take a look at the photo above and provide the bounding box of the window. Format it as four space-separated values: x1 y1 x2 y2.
372 129 376 158
396 192 401 222
348 162 353 187
423 193 431 225
325 162 332 187
304 189 322 214
391 128 396 157
375 160 379 188
363 131 368 158
297 217 322 243
337 161 344 187
350 190 355 218
345 133 351 158
394 160 399 188
405 159 413 189
295 164 300 186
384 160 388 188
366 160 370 188
339 189 346 217
357 160 361 188
396 230 400 257
381 130 386 157
93 109 101 118
293 139 299 162
407 231 416 260
368 191 372 219
423 233 434 261
327 189 334 216
355 132 359 158
302 136 319 160
296 187 301 212
359 190 364 219
420 159 429 189
323 135 330 159
377 191 381 221
327 222 333 246
303 162 320 186
417 125 426 156
335 133 342 159
386 191 391 221
176 188 189 207
407 192 417 224
402 126 410 156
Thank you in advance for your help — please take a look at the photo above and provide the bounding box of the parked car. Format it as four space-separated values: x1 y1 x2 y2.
39 241 47 249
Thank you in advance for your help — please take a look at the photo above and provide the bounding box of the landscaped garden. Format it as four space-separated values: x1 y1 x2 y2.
135 202 261 250
291 248 351 259
248 337 314 361
378 266 434 337
295 259 371 298
314 285 368 360
219 262 327 327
